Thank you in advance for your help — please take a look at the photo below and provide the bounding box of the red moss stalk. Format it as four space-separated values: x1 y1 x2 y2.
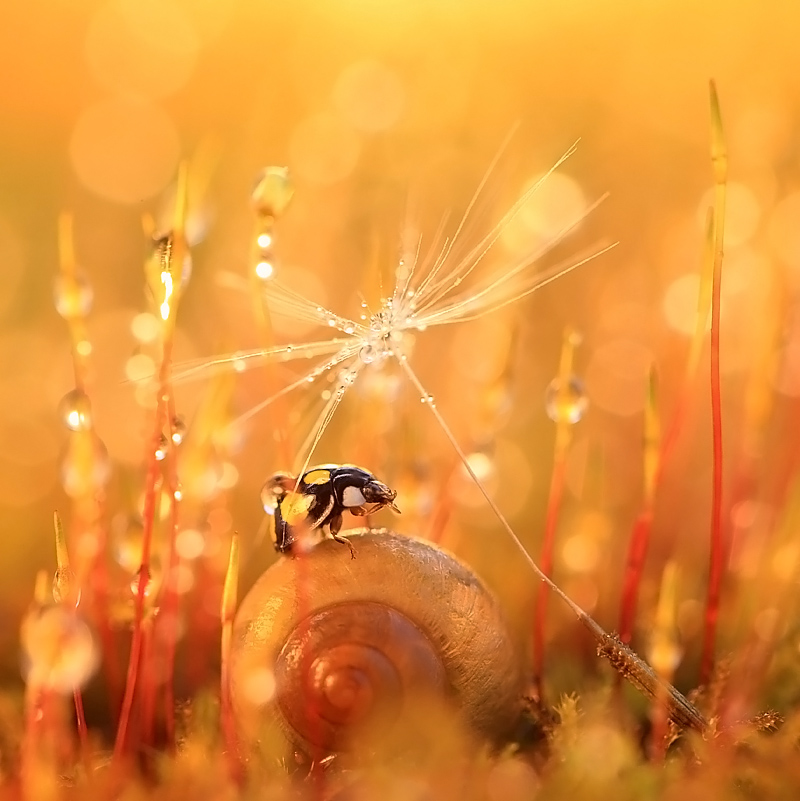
619 368 660 644
113 386 168 761
618 176 716 646
159 400 183 750
115 163 189 761
700 81 728 686
533 328 579 702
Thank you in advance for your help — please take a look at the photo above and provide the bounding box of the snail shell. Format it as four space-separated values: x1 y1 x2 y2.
230 528 525 756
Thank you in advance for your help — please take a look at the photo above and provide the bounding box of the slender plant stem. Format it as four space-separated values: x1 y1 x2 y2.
700 81 728 686
619 509 654 644
160 396 182 751
114 344 172 761
397 354 708 733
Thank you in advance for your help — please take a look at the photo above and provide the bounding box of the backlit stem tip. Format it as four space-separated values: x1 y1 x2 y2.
222 533 240 625
709 80 728 185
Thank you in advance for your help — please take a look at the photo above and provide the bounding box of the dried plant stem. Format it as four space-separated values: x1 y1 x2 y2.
398 354 708 734
701 80 728 686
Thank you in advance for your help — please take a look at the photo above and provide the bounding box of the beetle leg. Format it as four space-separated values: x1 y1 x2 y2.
348 505 368 517
272 504 294 554
329 513 356 559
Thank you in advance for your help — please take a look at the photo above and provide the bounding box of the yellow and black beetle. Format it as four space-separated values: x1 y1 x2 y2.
262 464 400 558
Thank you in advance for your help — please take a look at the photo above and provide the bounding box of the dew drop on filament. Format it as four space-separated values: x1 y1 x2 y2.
155 434 169 461
53 272 93 319
255 260 274 280
359 344 377 364
545 375 588 424
59 388 93 432
171 416 187 445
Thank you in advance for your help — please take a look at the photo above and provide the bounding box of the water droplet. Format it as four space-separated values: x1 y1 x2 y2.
286 345 293 353
130 567 158 599
327 318 336 327
344 325 355 335
173 486 183 502
53 272 93 319
155 433 169 461
338 369 356 386
359 344 377 364
545 375 588 424
421 394 434 405
170 416 187 445
257 232 273 249
59 389 93 432
252 166 294 217
255 260 274 280
361 301 368 309
21 606 99 692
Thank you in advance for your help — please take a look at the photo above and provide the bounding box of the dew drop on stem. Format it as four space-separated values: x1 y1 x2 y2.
59 388 93 432
53 272 93 319
171 416 187 445
545 375 588 424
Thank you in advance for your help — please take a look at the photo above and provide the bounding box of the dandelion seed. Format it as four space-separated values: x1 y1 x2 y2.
173 144 614 565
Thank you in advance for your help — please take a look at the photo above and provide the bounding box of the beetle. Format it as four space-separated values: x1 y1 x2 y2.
261 464 400 558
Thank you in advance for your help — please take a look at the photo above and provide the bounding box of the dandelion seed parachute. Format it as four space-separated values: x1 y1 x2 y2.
172 142 613 478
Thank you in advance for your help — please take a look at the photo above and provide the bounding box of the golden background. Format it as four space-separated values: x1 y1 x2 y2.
0 0 797 708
